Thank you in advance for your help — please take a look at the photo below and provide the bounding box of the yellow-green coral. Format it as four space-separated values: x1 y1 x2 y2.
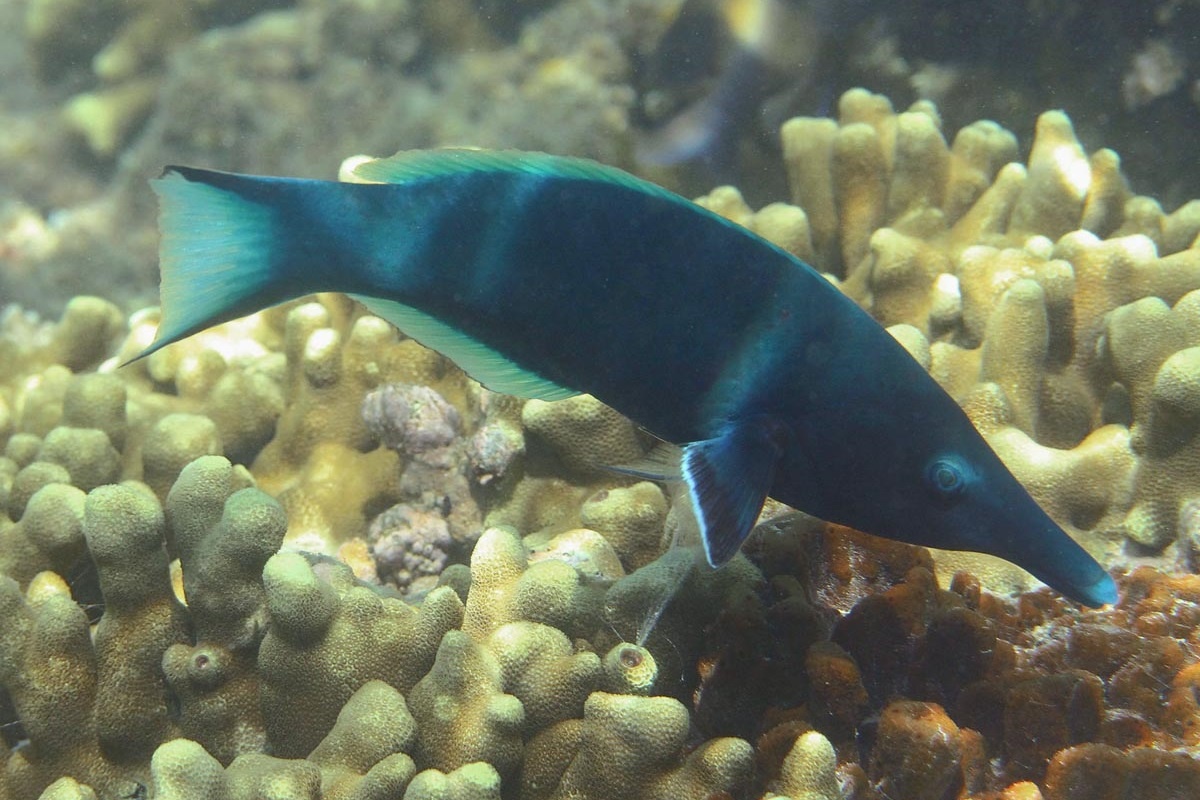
600 642 657 695
0 442 764 799
462 526 605 641
521 395 645 477
769 731 845 800
144 681 418 800
258 552 463 757
85 483 186 762
0 483 85 586
486 621 601 730
525 692 754 799
408 630 525 779
404 762 502 800
717 88 1200 588
579 481 669 571
0 571 117 798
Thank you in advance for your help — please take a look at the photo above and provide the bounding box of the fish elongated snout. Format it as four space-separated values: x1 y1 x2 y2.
986 512 1117 608
1075 568 1120 608
914 444 1120 608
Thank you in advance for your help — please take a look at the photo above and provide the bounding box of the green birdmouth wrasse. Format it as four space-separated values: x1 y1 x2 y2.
134 149 1118 608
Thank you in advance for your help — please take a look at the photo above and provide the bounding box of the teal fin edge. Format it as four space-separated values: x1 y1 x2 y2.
135 169 281 361
350 294 579 401
683 419 785 567
352 149 682 204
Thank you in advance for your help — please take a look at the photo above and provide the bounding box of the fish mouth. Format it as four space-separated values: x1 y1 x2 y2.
959 482 1117 608
1070 567 1119 608
989 514 1118 608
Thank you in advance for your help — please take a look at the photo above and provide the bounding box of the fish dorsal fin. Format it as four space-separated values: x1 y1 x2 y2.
350 294 578 401
352 148 681 201
683 418 787 567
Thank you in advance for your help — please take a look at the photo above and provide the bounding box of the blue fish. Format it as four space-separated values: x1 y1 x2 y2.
139 150 1117 607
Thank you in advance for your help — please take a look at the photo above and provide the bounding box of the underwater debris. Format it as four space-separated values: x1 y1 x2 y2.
1122 38 1188 111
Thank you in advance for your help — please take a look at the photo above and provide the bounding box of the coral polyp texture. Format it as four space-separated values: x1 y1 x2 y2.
3 90 1200 797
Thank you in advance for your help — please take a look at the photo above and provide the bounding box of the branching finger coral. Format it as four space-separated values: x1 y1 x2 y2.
697 88 1200 588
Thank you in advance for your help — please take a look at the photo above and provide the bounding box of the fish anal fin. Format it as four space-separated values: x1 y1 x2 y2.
683 418 788 567
350 295 579 401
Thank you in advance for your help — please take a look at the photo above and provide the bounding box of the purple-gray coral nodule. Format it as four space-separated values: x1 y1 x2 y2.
367 503 452 592
363 383 460 458
468 422 524 485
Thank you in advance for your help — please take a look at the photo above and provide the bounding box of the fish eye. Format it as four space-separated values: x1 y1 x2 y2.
925 456 969 502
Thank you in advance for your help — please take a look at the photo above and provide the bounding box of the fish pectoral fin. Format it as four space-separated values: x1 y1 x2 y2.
683 418 787 568
607 442 683 482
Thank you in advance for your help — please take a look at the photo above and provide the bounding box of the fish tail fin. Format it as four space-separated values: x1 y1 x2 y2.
130 167 299 362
